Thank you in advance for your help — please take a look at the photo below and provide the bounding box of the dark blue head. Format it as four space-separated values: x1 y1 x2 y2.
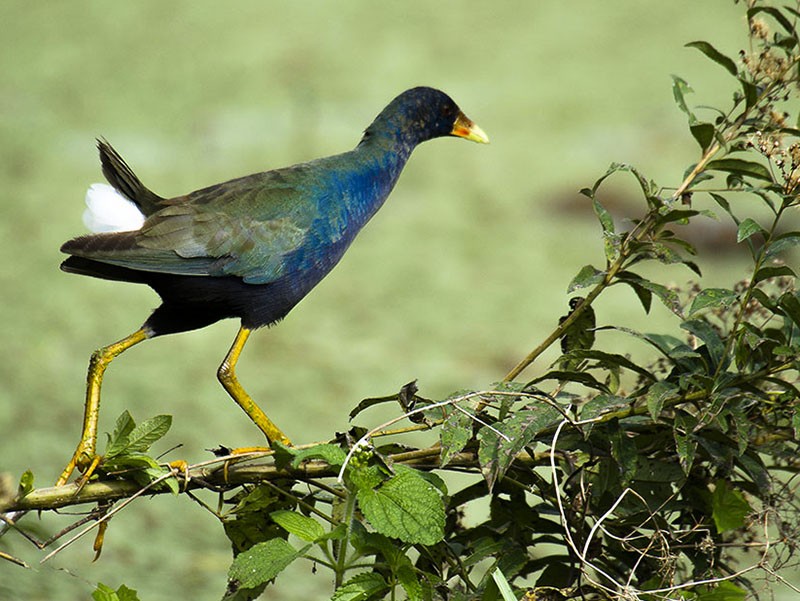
362 87 489 151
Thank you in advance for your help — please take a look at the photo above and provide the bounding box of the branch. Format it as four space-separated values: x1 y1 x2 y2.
1 447 549 514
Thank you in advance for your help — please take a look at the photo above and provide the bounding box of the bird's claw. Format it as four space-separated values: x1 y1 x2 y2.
168 460 191 491
56 445 102 489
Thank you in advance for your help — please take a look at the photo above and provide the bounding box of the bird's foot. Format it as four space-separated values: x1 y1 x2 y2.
56 444 101 488
168 460 191 491
207 444 281 483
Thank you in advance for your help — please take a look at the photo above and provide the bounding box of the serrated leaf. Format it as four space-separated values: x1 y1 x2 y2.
397 563 422 601
356 465 445 545
568 264 605 292
227 538 306 590
686 41 738 76
736 218 764 242
440 410 473 467
124 415 171 454
92 583 116 601
105 411 137 459
331 573 389 601
92 583 140 601
112 410 136 441
711 480 752 533
707 158 772 182
477 405 561 491
689 288 738 316
270 510 325 543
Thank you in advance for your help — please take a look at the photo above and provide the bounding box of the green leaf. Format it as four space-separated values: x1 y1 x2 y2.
568 264 605 292
766 231 800 258
593 197 615 234
689 288 738 316
736 217 764 243
559 298 596 362
674 414 698 474
356 465 445 545
686 41 738 76
227 538 306 590
619 276 653 313
780 292 800 327
749 6 796 35
477 405 560 491
17 469 34 497
92 583 140 601
567 349 653 379
740 78 758 109
580 394 628 421
490 568 517 601
793 408 800 439
690 122 716 151
645 381 677 421
288 443 347 468
124 415 171 454
608 419 638 485
105 452 161 470
105 410 137 459
706 158 773 182
440 409 473 467
397 562 423 601
754 264 795 283
270 510 325 543
681 319 725 367
671 75 696 121
331 573 389 601
695 580 747 601
711 480 752 533
634 279 684 317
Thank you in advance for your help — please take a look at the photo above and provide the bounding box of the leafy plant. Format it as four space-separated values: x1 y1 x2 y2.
2 1 800 599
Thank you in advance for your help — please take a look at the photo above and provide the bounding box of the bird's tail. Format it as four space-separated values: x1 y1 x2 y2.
97 139 164 216
60 255 150 284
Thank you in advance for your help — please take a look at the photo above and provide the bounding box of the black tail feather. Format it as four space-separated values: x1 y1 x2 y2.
60 255 150 284
97 139 165 216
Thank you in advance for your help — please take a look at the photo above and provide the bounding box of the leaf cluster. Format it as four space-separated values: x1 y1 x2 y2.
3 2 800 600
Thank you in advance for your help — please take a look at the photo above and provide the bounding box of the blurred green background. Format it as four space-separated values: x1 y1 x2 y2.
3 1 792 599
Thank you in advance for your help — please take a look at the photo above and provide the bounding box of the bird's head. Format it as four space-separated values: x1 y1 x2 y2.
363 87 489 150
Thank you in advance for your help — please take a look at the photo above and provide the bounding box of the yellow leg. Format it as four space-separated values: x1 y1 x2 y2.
217 326 292 446
56 328 149 486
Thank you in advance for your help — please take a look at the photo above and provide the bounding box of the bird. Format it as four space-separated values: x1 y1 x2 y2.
57 87 489 485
